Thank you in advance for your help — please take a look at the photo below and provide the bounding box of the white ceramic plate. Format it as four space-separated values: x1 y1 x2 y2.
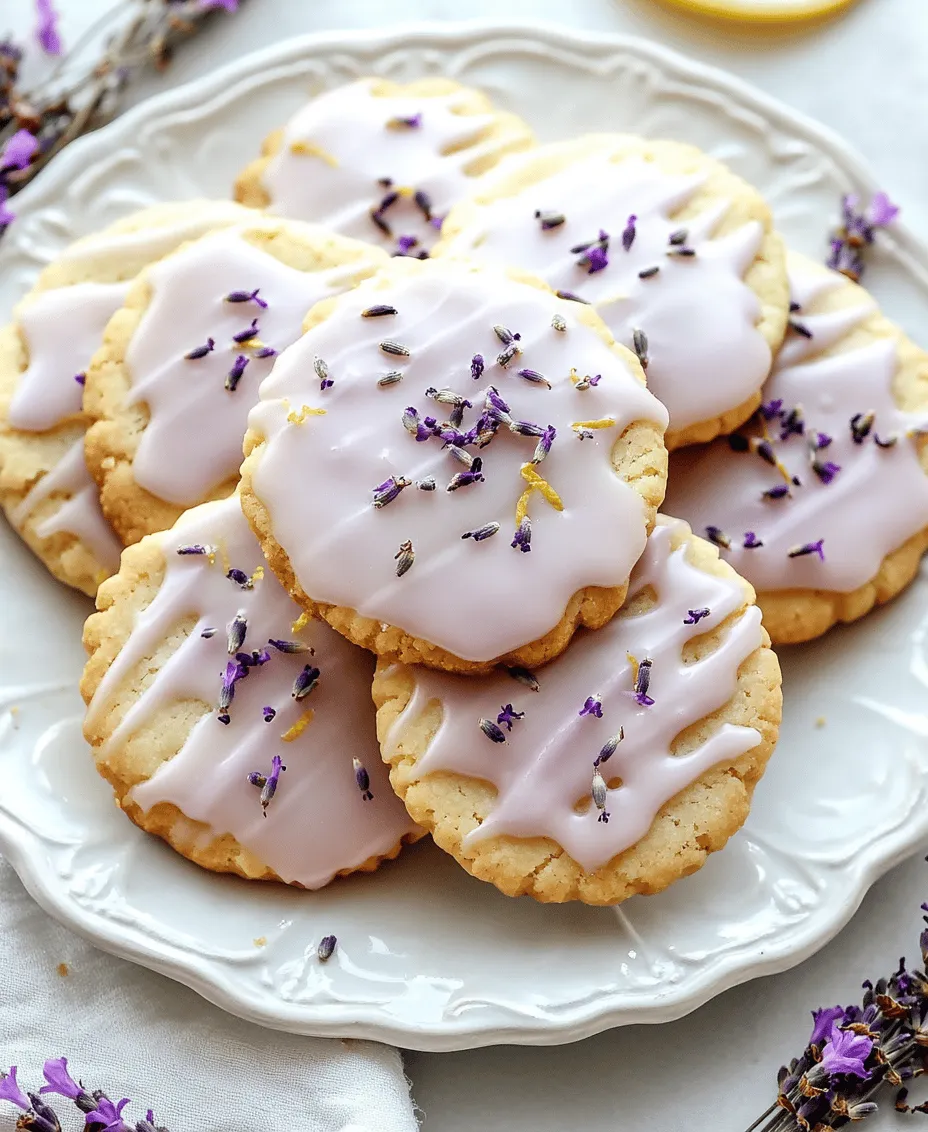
3 22 928 1052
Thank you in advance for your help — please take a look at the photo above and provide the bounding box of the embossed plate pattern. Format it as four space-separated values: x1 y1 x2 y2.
2 22 928 1051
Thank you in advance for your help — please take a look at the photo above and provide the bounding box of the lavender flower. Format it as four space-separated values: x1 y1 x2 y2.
35 0 63 55
401 406 432 442
574 229 609 273
184 337 215 360
262 706 276 723
85 1095 132 1129
532 425 556 465
788 539 825 561
225 354 249 392
762 484 791 501
743 531 763 549
633 658 654 707
594 729 624 766
827 192 899 282
760 399 783 421
0 1067 30 1110
813 459 841 485
534 209 566 230
809 1005 846 1046
461 522 500 542
353 757 373 800
621 214 637 252
372 475 412 508
317 934 337 961
471 354 485 381
579 693 603 719
684 608 710 625
1 128 38 171
394 234 420 257
591 768 609 823
292 664 321 700
248 754 285 813
39 1058 88 1105
496 704 525 731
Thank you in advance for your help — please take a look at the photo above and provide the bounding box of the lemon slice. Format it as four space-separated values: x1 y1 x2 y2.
657 0 859 21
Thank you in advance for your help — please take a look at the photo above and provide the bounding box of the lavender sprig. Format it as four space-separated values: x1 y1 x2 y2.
0 1057 169 1131
744 869 928 1131
827 192 899 282
0 1 243 235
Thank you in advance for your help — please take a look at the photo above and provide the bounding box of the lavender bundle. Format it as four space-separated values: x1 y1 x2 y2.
1 0 240 232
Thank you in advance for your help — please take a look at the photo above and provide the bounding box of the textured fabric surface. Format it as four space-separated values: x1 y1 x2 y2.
0 858 417 1132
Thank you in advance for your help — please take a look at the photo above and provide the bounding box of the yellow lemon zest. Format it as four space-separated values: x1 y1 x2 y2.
519 464 563 511
289 140 339 166
217 539 230 576
515 487 534 527
572 418 616 430
281 709 314 743
627 652 640 683
249 565 265 587
291 611 311 634
287 404 327 425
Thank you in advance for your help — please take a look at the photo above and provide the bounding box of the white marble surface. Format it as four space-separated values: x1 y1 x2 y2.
7 0 928 1127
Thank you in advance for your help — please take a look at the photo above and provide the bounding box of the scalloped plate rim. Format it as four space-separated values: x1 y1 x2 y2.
3 20 928 1051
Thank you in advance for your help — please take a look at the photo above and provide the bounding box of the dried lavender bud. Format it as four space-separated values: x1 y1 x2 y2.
591 768 609 822
851 410 876 444
226 611 247 655
262 706 276 722
292 664 321 700
493 324 515 345
362 304 398 318
268 639 311 654
225 354 249 392
497 342 519 368
594 729 624 766
637 265 660 279
414 189 432 219
743 531 763 549
201 627 216 639
621 214 637 251
534 209 566 230
417 476 437 491
551 314 567 332
507 666 540 692
705 526 732 550
446 457 484 492
378 370 403 387
227 567 253 588
185 337 215 360
634 658 654 707
556 290 590 304
479 717 507 743
317 934 337 961
789 318 813 339
762 484 791 500
176 543 212 555
372 475 412 508
395 540 415 576
496 704 525 731
386 113 422 129
353 756 373 800
380 339 410 357
461 522 500 542
532 425 556 465
666 246 697 258
788 539 825 560
632 327 649 370
684 608 711 625
517 368 551 388
668 228 688 246
511 515 532 553
471 353 485 381
232 318 260 343
225 288 267 308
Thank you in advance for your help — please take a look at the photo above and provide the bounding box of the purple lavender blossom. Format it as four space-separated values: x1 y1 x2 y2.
0 1067 30 1110
35 0 63 55
579 693 603 719
809 1005 846 1046
1 129 38 171
496 704 525 731
820 1026 873 1080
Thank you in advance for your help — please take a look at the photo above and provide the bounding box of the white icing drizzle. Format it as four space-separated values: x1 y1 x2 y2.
9 282 130 431
260 79 507 254
437 149 771 434
86 495 417 889
123 226 384 506
13 440 122 571
665 254 928 593
249 261 668 663
384 519 763 873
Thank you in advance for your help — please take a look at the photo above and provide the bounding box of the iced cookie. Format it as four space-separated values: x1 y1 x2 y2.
374 516 781 905
81 494 421 887
665 251 928 645
0 200 251 595
241 257 669 675
83 217 388 546
435 134 789 448
234 77 534 258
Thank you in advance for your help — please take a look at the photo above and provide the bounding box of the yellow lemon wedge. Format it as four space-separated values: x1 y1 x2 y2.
656 0 859 22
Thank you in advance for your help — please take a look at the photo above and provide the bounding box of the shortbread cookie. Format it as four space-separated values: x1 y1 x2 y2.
241 258 669 675
0 200 251 595
81 494 421 887
234 77 534 257
435 134 789 448
83 218 388 546
374 516 781 905
666 251 928 645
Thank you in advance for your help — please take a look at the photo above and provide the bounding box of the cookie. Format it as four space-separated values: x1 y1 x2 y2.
665 251 928 645
373 516 781 905
434 134 790 449
81 493 421 887
233 77 534 257
241 257 669 675
82 217 388 546
0 200 252 595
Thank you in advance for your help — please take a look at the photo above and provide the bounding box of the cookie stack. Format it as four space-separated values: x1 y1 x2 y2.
2 75 924 905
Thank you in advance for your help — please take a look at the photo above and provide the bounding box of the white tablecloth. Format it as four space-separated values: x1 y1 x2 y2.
5 1 928 1129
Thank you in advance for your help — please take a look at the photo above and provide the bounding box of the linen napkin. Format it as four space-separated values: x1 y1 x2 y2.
1 858 418 1132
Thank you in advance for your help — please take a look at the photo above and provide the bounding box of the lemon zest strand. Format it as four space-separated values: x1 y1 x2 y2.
291 611 311 634
281 709 314 743
287 405 327 425
289 140 339 167
519 464 563 511
571 418 616 430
